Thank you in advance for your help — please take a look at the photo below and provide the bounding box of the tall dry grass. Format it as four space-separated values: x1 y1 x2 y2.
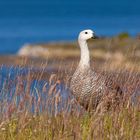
0 36 140 139
0 58 139 139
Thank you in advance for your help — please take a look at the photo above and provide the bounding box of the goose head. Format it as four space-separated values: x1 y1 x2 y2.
78 29 98 42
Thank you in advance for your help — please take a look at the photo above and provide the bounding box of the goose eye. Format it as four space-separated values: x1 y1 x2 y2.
85 32 88 34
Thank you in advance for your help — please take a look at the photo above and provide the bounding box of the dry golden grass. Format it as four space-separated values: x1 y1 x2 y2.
0 36 139 139
0 57 139 139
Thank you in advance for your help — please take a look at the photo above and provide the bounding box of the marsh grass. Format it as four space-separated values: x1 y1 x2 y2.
0 37 140 139
0 105 140 139
0 61 139 140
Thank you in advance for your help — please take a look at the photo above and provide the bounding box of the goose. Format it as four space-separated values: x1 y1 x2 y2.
70 29 122 111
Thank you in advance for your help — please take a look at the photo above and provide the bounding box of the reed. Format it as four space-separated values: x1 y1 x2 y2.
0 58 139 139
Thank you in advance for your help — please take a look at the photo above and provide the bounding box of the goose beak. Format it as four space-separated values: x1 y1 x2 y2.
91 35 99 39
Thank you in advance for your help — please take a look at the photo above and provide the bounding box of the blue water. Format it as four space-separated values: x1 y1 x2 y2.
0 0 140 54
0 65 74 115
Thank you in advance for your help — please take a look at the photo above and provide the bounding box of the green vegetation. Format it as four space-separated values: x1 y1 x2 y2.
117 32 130 39
0 107 140 140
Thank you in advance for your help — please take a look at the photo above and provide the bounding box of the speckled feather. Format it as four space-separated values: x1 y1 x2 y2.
70 29 122 110
70 65 106 109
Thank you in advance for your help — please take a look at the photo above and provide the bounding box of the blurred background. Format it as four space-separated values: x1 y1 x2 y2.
0 0 140 54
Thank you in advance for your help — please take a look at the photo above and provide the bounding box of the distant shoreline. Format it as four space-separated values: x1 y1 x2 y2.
0 32 139 54
0 35 139 72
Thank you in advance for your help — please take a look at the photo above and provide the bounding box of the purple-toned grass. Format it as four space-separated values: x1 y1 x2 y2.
0 62 139 118
0 60 139 139
0 65 85 120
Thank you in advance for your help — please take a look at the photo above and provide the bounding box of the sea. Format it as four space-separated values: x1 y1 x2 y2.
0 0 140 54
0 0 139 114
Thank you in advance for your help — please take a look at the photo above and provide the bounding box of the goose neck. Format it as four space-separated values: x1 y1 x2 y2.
78 40 90 68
